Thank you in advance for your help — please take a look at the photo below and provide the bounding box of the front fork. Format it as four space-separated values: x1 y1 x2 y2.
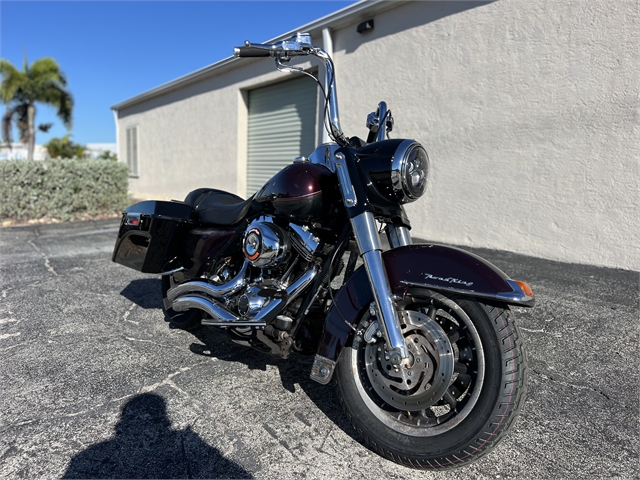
351 212 412 366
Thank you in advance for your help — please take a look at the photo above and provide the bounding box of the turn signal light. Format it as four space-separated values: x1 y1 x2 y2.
514 280 534 298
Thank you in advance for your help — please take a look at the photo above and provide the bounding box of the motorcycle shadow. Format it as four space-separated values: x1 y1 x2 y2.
119 278 163 309
186 326 361 445
118 279 361 445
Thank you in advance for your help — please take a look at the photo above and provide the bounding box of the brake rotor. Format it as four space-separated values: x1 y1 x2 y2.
363 310 454 411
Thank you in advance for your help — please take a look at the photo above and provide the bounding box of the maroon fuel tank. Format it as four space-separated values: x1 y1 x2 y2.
254 162 338 223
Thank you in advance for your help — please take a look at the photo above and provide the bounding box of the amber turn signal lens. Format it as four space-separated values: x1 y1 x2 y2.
514 280 534 298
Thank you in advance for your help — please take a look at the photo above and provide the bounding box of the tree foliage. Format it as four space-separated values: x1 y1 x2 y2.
0 55 73 160
44 134 86 159
97 150 118 161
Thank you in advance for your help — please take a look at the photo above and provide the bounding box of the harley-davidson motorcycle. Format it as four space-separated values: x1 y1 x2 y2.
112 33 535 469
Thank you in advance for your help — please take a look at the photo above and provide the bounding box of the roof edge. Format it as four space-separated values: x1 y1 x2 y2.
112 0 405 111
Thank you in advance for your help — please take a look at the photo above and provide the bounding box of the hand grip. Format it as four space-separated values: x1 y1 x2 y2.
234 45 272 58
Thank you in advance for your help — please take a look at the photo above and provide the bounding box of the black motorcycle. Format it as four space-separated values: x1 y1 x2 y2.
113 32 535 469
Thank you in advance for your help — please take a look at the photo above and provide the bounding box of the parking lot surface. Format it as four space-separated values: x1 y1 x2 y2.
0 219 638 479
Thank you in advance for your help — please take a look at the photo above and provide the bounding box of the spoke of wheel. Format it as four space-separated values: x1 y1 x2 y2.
454 374 472 393
443 391 457 408
447 329 460 343
454 362 468 374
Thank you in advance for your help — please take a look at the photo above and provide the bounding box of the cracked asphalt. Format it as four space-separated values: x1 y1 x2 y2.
0 219 637 479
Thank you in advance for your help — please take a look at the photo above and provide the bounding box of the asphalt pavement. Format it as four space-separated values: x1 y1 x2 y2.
0 219 637 479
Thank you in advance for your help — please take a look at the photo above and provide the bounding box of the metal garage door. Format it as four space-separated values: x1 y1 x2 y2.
247 75 318 195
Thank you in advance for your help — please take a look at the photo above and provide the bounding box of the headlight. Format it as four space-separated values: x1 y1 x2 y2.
391 141 430 203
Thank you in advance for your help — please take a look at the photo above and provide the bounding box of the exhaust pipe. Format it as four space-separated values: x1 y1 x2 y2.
172 295 239 322
166 261 248 302
170 265 318 327
173 294 269 327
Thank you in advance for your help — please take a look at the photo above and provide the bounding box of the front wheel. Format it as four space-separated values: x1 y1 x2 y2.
334 290 527 469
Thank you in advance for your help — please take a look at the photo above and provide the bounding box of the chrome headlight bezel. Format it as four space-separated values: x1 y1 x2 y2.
391 140 430 204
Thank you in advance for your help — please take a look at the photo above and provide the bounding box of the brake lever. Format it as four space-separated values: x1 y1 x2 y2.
275 52 318 82
275 53 292 70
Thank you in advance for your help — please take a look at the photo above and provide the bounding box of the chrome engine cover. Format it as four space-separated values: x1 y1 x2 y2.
237 285 267 317
242 218 288 268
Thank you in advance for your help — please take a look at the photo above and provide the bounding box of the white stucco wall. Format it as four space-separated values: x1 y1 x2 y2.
116 0 639 270
331 0 639 270
116 58 322 201
116 71 242 201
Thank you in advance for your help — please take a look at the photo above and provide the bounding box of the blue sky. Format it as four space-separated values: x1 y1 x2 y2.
0 1 353 145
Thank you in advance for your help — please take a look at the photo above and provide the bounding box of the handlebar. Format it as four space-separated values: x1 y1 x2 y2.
234 43 273 58
233 33 314 59
233 32 348 147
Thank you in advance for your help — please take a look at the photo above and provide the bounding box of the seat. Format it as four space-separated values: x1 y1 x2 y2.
183 188 254 226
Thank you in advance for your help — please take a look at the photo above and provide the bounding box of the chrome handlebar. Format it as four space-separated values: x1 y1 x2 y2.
233 32 315 58
234 32 348 146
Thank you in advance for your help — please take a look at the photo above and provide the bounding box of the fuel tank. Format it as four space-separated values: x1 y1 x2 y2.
254 162 338 223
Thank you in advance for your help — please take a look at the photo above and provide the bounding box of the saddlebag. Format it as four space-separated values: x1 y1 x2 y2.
112 200 194 274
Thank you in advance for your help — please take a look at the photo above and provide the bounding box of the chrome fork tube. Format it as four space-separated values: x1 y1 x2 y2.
375 102 388 143
351 212 409 364
385 224 412 248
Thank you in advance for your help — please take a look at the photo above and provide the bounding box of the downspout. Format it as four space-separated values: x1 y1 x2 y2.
112 109 120 162
321 27 333 145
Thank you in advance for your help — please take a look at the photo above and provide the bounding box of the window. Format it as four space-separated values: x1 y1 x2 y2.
126 126 138 177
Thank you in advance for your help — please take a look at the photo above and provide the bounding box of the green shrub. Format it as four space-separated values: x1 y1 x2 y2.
0 158 129 221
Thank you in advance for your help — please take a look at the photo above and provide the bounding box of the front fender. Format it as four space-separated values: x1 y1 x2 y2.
318 244 534 362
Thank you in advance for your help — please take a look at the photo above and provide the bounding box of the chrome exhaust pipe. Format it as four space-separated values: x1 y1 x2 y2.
249 267 319 322
172 294 239 322
170 265 318 327
167 261 249 302
173 294 267 327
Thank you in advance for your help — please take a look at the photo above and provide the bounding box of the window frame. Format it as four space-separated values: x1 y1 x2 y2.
126 125 139 178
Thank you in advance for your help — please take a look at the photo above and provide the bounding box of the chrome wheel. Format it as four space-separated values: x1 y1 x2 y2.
335 291 527 469
351 293 485 436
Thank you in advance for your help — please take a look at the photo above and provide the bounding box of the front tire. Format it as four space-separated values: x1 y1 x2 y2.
334 290 527 469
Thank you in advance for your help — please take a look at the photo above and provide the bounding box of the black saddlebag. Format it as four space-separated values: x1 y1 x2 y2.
112 200 194 273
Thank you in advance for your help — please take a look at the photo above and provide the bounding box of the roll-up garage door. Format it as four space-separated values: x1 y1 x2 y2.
247 75 318 195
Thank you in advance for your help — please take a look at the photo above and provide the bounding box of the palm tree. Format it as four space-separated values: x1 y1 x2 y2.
44 134 86 159
0 55 73 160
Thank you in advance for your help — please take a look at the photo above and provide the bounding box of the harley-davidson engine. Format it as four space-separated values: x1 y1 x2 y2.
235 217 322 319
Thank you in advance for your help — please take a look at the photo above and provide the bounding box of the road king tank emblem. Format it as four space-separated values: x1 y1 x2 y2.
424 273 474 287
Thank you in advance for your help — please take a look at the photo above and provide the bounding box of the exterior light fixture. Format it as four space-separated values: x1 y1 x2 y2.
357 19 374 34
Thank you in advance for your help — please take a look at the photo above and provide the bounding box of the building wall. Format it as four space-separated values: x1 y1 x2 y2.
116 57 323 201
330 0 638 270
0 144 47 160
116 0 639 270
85 143 117 159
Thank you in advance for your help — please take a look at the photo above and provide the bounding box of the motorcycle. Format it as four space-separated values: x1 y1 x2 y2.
112 32 535 469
